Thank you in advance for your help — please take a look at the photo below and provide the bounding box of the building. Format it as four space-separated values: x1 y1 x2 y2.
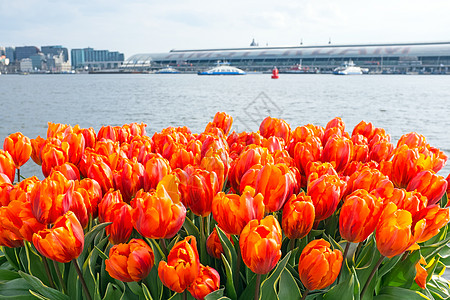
30 53 46 71
41 45 69 62
20 58 33 72
46 52 72 73
15 46 39 61
71 47 124 70
4 47 15 62
122 41 450 74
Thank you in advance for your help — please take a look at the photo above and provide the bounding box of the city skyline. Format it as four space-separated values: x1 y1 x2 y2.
1 0 450 59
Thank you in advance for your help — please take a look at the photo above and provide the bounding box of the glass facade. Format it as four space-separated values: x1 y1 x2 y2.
15 46 39 61
71 47 124 69
41 46 69 62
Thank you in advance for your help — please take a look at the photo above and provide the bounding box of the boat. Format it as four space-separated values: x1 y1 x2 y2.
333 60 366 75
198 62 246 75
156 67 180 74
280 60 318 74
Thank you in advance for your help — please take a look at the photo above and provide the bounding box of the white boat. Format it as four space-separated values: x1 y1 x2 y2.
156 67 180 74
198 62 246 75
333 60 365 75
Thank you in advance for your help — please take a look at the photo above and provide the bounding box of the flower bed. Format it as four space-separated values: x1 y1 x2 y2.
0 112 449 300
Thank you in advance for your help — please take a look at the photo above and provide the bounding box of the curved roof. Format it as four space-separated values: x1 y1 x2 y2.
124 41 450 66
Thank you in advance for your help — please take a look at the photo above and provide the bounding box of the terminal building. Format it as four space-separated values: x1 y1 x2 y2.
122 41 450 74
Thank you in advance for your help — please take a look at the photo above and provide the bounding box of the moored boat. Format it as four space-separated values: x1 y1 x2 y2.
198 62 246 75
333 60 365 75
156 67 180 74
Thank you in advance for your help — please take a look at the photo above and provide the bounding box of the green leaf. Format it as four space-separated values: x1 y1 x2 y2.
356 252 383 300
221 254 237 300
0 277 35 299
374 286 431 300
238 270 261 300
377 255 401 278
204 287 227 300
324 267 359 300
355 237 377 269
102 283 124 300
440 192 448 208
183 216 201 243
278 268 302 300
1 246 21 271
142 283 154 300
381 250 420 288
0 269 21 281
216 227 237 276
79 222 111 263
259 252 291 300
19 243 51 287
18 271 68 300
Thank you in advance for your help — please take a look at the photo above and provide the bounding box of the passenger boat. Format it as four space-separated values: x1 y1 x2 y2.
156 67 180 74
280 60 318 74
198 62 246 75
333 60 365 75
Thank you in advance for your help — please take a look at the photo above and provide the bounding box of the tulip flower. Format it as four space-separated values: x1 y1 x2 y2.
0 204 25 248
391 145 433 188
352 120 374 140
339 189 383 243
415 205 449 243
259 116 291 143
307 174 346 221
105 239 154 282
32 211 84 263
375 202 426 258
0 175 13 206
30 172 74 224
74 126 97 149
177 166 219 217
293 136 323 176
41 142 69 177
158 236 200 293
77 178 102 218
239 164 263 193
0 150 16 183
212 186 265 235
406 170 447 206
369 140 394 163
113 158 145 203
206 228 233 259
298 239 343 292
282 193 315 240
98 190 123 223
255 163 297 213
46 122 71 139
205 111 233 135
105 202 133 244
69 190 89 229
3 132 32 169
86 158 114 194
143 154 171 191
30 136 46 166
132 175 186 239
322 134 353 173
229 145 273 192
51 162 80 181
127 135 153 163
239 215 282 274
188 265 221 300
344 166 394 199
97 125 117 142
414 256 428 289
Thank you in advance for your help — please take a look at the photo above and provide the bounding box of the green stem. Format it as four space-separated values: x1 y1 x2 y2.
17 168 21 183
53 260 67 294
42 257 55 289
72 259 92 300
337 242 351 284
183 290 187 300
254 273 262 300
301 289 309 300
159 239 168 257
360 255 385 299
288 238 296 252
355 241 363 258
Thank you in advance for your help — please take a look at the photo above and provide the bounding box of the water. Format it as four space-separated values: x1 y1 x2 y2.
0 73 449 179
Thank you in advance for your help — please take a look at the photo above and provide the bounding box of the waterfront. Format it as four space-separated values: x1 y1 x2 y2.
0 73 450 178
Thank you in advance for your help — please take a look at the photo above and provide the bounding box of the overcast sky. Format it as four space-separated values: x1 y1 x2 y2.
1 0 450 59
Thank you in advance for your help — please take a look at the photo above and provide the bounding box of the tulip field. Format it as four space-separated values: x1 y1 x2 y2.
1 112 450 300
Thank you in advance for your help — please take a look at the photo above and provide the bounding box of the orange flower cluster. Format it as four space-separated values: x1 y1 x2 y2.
0 112 448 296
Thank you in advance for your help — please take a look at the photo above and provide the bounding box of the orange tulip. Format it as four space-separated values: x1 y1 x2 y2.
30 172 74 224
62 132 85 165
298 239 343 291
105 239 155 282
206 228 233 259
188 264 221 300
158 236 200 293
282 193 315 240
307 174 346 221
51 162 80 181
255 163 296 213
97 125 118 142
369 140 394 163
0 175 13 206
415 205 449 243
0 150 16 183
414 256 428 289
229 146 274 192
389 190 428 220
351 135 369 163
259 116 291 143
169 147 197 170
305 162 338 186
74 126 97 149
375 202 426 258
127 135 153 163
177 166 219 217
105 202 133 244
322 134 353 173
46 122 71 139
30 136 46 165
288 125 321 157
200 150 227 191
206 111 233 135
344 166 394 199
98 190 123 223
227 131 263 159
3 132 32 168
352 120 374 141
113 158 145 203
397 132 428 149
69 190 89 229
132 175 186 239
339 189 383 243
105 238 154 282
41 142 69 177
239 164 262 193
4 176 39 207
391 145 433 188
143 154 171 191
86 158 114 194
239 215 282 274
32 211 84 263
406 170 447 206
0 203 25 247
293 136 323 175
212 186 265 235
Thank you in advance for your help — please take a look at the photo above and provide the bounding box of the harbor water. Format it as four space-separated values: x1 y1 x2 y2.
1 73 449 178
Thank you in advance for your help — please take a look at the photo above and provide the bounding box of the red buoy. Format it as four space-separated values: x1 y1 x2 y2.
271 67 279 79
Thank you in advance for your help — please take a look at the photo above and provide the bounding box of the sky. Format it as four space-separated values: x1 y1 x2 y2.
1 0 450 59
